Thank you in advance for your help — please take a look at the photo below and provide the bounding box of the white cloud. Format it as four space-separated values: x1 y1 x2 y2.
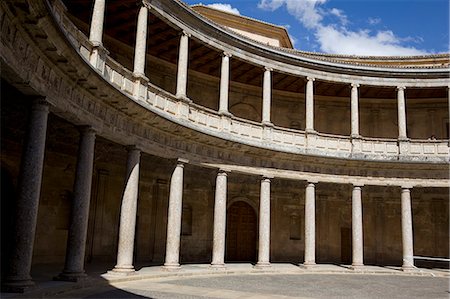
206 3 240 15
368 17 381 25
257 0 429 56
329 8 348 26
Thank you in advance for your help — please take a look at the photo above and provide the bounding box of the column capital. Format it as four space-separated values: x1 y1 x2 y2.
31 96 50 111
351 83 360 88
306 76 315 82
264 67 273 72
77 125 96 135
176 158 189 165
181 30 191 38
261 175 274 181
401 186 413 191
222 52 232 58
217 169 228 176
126 145 142 153
352 183 364 188
307 180 318 185
397 86 406 91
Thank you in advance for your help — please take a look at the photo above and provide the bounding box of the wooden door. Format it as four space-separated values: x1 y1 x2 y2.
226 201 257 262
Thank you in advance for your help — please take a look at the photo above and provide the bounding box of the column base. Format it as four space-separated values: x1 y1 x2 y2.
401 266 416 272
300 262 316 269
1 279 35 293
350 134 361 139
254 262 271 269
305 129 317 135
350 264 365 271
176 94 192 104
108 265 136 276
218 110 232 117
54 271 87 282
262 121 274 127
162 263 181 271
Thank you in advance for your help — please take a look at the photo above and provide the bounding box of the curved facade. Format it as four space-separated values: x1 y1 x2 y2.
1 0 449 291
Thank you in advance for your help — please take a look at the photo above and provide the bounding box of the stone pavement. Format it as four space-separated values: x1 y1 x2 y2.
2 263 449 298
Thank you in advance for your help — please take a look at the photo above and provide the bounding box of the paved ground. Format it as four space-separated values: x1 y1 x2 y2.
3 264 449 298
50 273 449 299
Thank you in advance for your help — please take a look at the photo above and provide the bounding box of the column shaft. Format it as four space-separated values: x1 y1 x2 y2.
218 53 231 115
401 188 414 270
351 83 360 137
4 98 49 291
305 77 315 133
262 68 272 125
176 33 190 100
256 177 271 267
133 5 148 77
113 147 141 273
351 185 364 268
397 87 407 139
304 182 316 266
164 160 185 268
58 127 96 281
211 170 227 267
89 0 105 46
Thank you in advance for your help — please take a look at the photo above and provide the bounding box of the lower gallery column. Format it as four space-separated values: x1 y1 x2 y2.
3 98 50 292
211 169 227 268
351 184 364 269
164 159 187 269
256 176 272 267
303 181 316 267
56 127 96 281
401 187 414 271
111 147 141 274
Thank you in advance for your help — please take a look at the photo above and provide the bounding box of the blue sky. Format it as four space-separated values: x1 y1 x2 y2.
184 0 449 56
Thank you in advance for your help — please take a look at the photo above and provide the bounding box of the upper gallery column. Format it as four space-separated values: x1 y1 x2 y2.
133 3 149 78
211 169 228 268
401 187 414 271
176 32 191 102
256 176 272 267
57 126 96 281
351 184 364 269
303 181 316 267
397 86 408 140
3 98 50 292
305 77 315 133
350 83 360 138
262 68 273 126
218 53 232 116
164 159 187 269
89 0 105 46
111 147 141 274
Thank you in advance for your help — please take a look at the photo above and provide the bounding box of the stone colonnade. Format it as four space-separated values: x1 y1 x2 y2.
2 96 419 289
87 0 425 141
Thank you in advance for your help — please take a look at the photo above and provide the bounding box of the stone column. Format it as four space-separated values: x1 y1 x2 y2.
218 53 232 116
164 159 187 269
56 127 96 281
176 32 190 102
401 187 414 271
111 147 141 274
3 98 49 292
211 170 227 268
256 176 271 267
305 77 315 133
89 0 105 46
397 86 408 140
351 83 360 138
303 181 316 267
262 68 273 126
351 184 364 269
133 4 149 77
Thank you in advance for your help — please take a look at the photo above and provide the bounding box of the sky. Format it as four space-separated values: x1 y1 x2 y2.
184 0 449 56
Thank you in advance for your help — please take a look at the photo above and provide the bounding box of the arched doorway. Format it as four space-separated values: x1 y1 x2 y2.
226 201 257 262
